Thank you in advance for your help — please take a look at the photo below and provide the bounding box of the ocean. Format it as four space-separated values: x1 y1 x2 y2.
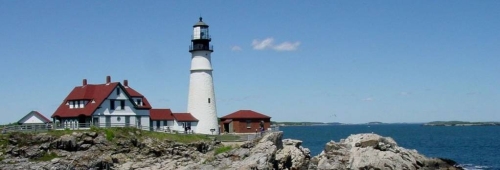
280 124 500 170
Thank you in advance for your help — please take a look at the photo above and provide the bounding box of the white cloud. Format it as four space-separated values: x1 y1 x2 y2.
400 92 411 96
252 37 300 51
231 46 242 51
362 97 374 102
273 41 301 51
252 38 274 50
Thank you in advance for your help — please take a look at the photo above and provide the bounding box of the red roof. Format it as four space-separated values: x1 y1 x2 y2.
150 109 175 120
124 86 152 109
173 113 198 122
52 81 152 118
221 110 271 119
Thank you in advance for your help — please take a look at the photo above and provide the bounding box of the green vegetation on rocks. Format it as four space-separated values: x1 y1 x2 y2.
33 152 58 162
104 129 115 141
213 135 240 141
214 145 233 155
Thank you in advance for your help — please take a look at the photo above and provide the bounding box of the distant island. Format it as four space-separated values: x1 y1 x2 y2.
272 121 500 127
423 121 500 126
271 121 424 126
272 121 343 126
366 121 384 125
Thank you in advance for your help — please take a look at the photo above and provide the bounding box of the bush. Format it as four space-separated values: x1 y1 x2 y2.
104 129 115 141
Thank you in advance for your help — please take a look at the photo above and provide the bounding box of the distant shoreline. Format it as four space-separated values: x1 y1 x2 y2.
273 121 500 127
422 121 500 126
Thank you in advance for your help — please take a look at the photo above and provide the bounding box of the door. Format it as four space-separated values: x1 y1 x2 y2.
136 116 141 128
125 116 130 127
224 123 230 133
105 116 111 127
228 122 233 133
93 117 99 127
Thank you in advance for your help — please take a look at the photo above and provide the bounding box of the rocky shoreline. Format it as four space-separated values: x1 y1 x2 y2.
0 130 463 170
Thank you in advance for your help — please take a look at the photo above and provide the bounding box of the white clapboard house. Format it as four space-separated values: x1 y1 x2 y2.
51 76 198 133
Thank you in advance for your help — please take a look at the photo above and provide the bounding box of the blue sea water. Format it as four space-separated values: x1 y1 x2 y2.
281 124 500 170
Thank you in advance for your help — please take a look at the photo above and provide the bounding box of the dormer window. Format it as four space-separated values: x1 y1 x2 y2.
136 99 143 106
69 100 85 109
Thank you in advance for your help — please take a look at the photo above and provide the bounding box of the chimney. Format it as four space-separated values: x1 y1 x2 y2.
106 76 111 84
123 80 128 87
82 79 87 86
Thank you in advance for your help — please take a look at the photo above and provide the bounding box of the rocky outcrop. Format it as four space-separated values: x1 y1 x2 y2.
0 130 462 170
309 133 463 170
0 130 217 170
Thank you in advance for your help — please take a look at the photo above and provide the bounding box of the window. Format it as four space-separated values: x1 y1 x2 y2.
117 88 120 95
110 100 115 110
120 100 125 110
246 120 251 129
76 100 80 108
136 99 142 106
208 98 210 103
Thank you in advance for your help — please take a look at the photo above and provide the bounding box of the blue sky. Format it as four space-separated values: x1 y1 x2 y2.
1 1 499 124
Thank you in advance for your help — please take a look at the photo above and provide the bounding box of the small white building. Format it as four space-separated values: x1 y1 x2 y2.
51 76 152 130
150 109 176 131
17 111 52 129
150 109 198 133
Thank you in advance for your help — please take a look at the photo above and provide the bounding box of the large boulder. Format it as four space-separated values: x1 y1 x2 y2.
310 133 463 170
275 139 311 170
52 134 78 151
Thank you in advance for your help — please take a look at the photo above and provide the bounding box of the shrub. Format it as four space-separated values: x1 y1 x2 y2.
104 129 115 141
90 126 100 132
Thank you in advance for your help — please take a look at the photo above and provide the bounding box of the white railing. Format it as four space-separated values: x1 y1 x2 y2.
0 122 195 134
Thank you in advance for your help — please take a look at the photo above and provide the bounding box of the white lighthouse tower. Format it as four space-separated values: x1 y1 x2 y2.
187 17 218 135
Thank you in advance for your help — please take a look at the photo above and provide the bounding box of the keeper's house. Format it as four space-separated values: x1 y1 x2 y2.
51 76 198 133
51 76 152 129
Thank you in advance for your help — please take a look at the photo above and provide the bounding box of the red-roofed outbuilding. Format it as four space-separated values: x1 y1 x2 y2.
220 110 271 133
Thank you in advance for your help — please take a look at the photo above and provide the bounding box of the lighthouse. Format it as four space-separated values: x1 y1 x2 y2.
187 17 218 135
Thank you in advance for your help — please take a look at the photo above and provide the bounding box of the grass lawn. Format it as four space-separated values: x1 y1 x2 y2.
0 127 248 146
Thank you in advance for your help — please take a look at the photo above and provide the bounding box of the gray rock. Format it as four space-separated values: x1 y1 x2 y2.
51 158 60 163
86 132 98 138
72 132 83 138
310 133 462 170
83 136 94 144
0 130 462 170
79 144 92 150
53 134 77 151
